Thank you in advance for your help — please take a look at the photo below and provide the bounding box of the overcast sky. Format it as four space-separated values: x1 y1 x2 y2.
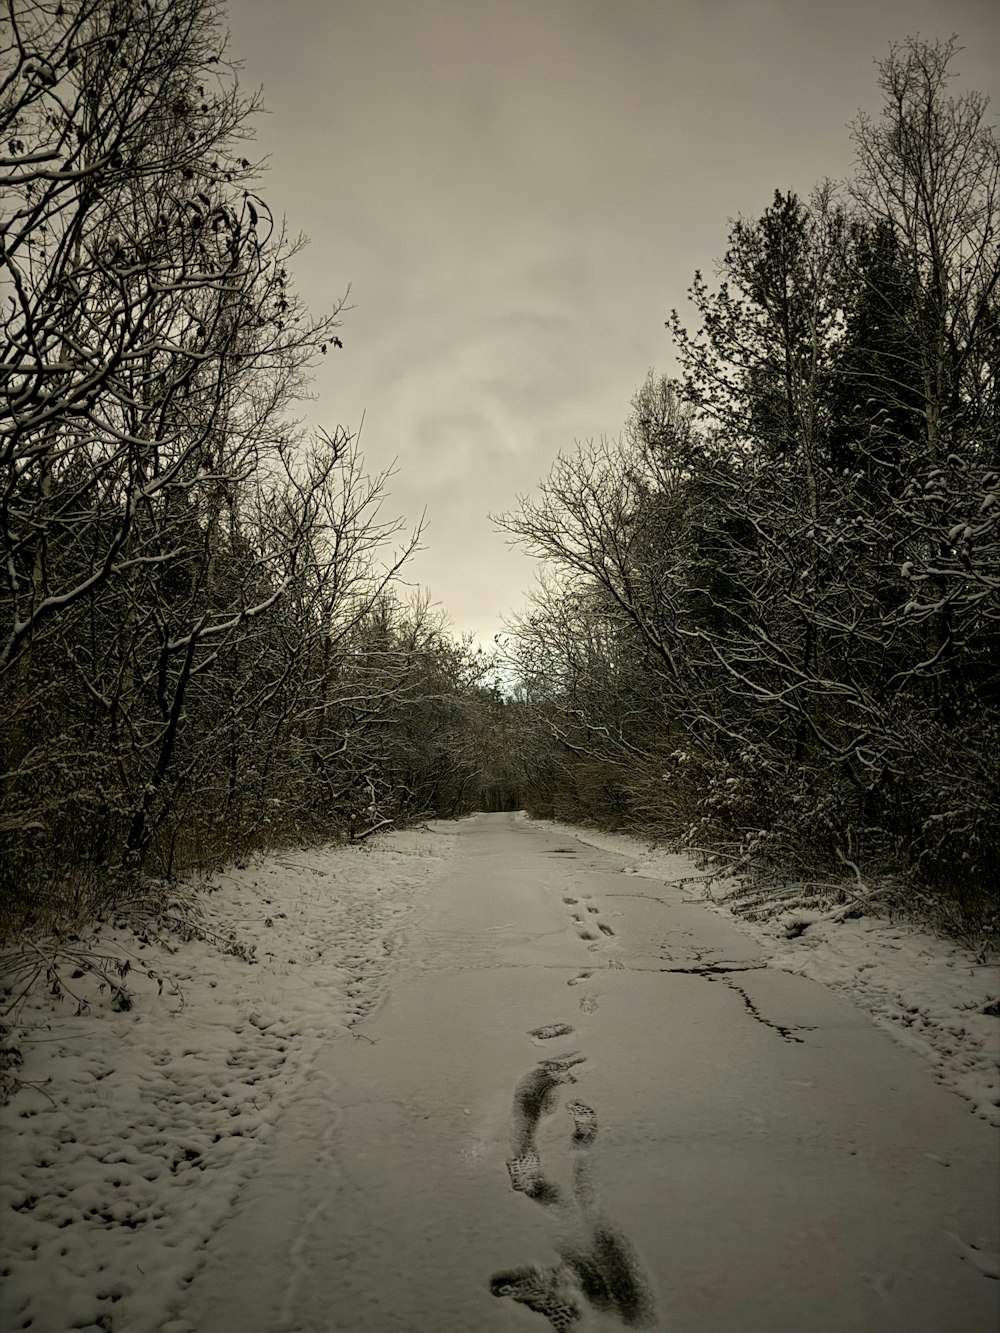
223 0 999 648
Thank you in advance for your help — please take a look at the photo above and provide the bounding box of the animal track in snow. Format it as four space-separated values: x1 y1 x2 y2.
578 995 598 1013
598 923 615 937
567 972 592 987
586 906 600 915
577 929 598 942
563 897 579 905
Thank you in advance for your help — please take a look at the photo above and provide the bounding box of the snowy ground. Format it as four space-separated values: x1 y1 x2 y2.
527 816 1000 1129
0 825 459 1333
1 813 997 1333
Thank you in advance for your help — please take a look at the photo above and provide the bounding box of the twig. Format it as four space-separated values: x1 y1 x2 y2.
15 1078 58 1110
349 818 393 844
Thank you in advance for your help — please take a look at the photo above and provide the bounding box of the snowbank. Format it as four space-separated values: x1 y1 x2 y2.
0 825 458 1333
525 814 1000 1128
2 813 995 1333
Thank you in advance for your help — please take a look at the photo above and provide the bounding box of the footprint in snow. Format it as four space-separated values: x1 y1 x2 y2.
529 1023 575 1041
494 1062 658 1330
512 1056 585 1139
507 1147 542 1193
507 1150 565 1206
506 1056 585 1190
490 1266 581 1331
566 1100 598 1148
560 1226 657 1328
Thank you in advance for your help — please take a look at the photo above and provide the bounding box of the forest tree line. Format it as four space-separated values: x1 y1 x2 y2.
2 9 996 949
1 0 519 939
499 38 999 943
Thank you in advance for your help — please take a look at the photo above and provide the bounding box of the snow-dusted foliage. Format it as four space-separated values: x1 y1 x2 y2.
500 39 999 945
0 0 514 940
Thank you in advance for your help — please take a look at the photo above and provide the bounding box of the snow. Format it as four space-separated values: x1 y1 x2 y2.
1 812 997 1332
525 815 1000 1128
0 825 459 1333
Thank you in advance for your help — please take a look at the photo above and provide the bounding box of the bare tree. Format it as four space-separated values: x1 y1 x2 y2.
502 40 998 941
850 36 1000 461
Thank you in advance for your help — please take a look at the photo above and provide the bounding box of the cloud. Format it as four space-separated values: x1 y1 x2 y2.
227 0 1000 648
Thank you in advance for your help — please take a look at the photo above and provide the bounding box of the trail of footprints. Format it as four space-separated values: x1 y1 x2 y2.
560 891 618 1013
562 895 616 951
488 866 655 1327
490 1016 657 1330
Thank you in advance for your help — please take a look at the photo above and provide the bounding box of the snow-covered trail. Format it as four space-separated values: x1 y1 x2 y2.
183 812 999 1333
